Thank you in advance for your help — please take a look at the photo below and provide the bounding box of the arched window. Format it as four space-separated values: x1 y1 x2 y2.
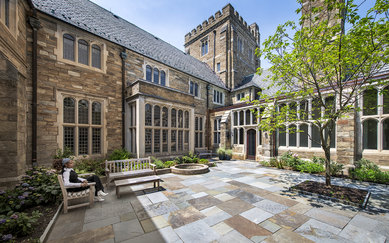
145 104 152 126
383 119 389 150
199 117 203 131
214 119 217 131
153 68 159 84
78 39 89 65
278 126 286 147
154 105 160 126
363 119 377 149
363 89 377 115
383 86 389 114
63 34 75 61
184 111 189 128
92 102 101 125
195 117 199 131
289 125 297 146
78 100 89 124
299 100 308 120
233 128 238 144
299 124 308 147
92 44 101 68
178 110 183 128
64 97 75 123
234 112 238 126
161 71 166 86
239 111 244 125
239 128 244 144
311 125 321 148
146 65 152 81
171 108 177 127
246 110 251 125
162 107 168 127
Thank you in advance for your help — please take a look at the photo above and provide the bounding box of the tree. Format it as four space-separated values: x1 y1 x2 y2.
253 0 389 186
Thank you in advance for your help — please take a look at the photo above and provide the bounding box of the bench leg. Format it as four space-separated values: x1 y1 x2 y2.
157 180 160 191
116 186 120 199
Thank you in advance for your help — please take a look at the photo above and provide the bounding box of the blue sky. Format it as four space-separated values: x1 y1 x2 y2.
90 0 375 69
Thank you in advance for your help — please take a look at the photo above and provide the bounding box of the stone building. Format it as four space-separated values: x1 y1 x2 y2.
0 0 388 186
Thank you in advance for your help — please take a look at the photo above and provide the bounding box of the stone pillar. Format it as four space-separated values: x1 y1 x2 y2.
189 108 195 152
136 97 145 158
336 113 355 165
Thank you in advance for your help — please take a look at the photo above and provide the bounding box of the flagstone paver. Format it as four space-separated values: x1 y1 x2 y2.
47 160 389 243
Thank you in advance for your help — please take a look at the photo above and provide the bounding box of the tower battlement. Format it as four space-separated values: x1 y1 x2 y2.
184 4 259 45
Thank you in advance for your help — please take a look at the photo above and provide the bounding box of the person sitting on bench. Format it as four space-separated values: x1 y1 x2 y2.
61 158 108 202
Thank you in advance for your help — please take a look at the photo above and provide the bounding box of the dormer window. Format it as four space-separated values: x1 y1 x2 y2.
144 64 167 86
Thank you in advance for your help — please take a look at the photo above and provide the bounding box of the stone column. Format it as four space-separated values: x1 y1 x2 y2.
136 97 145 158
336 113 355 165
190 108 195 152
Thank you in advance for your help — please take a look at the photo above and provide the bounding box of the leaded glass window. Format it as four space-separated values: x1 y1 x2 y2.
161 71 166 86
92 128 101 154
146 65 152 81
195 117 199 131
153 68 159 84
154 129 160 153
278 126 286 146
363 119 377 149
162 130 168 152
154 105 160 126
92 102 101 125
64 97 75 123
190 81 194 95
311 98 321 120
92 44 101 69
64 127 74 153
79 127 88 155
184 111 189 128
145 104 152 126
239 111 244 125
289 125 296 147
178 110 183 128
239 128 244 145
171 130 176 152
78 39 89 65
199 117 203 131
171 109 177 127
383 119 389 150
311 125 321 148
145 129 152 153
63 34 75 61
246 110 251 125
78 100 89 124
300 100 308 120
299 124 308 147
234 112 238 126
384 87 389 114
185 131 189 143
162 107 168 127
194 83 199 97
178 131 183 151
233 128 238 144
363 89 378 116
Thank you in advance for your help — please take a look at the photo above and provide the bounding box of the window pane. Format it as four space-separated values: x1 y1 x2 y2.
239 111 244 125
78 40 89 65
154 106 160 126
311 98 321 120
171 109 176 127
64 127 74 153
190 81 194 94
162 129 168 152
184 111 189 128
63 34 75 61
195 83 199 97
214 132 218 144
92 128 101 154
299 100 308 120
78 100 89 124
79 127 88 155
363 119 377 149
252 110 257 124
234 128 238 144
153 68 159 84
195 117 198 131
92 102 101 125
178 131 183 151
199 117 203 131
154 129 160 153
5 0 10 27
239 128 244 144
161 71 166 86
195 132 199 148
145 104 152 126
246 110 251 125
145 129 152 153
278 126 286 147
289 125 297 147
311 125 321 148
234 112 238 126
199 132 203 147
162 107 168 127
299 124 308 147
171 130 176 152
92 45 101 68
146 65 152 81
64 97 75 123
384 87 389 114
363 89 377 115
325 96 335 117
289 102 297 120
178 110 183 128
383 119 389 150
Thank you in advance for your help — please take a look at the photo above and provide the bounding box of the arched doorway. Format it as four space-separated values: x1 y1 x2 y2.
247 129 256 160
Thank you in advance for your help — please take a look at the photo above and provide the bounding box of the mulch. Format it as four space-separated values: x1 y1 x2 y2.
291 180 368 204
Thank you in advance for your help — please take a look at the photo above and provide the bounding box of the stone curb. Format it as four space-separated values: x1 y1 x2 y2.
289 187 371 209
40 201 63 243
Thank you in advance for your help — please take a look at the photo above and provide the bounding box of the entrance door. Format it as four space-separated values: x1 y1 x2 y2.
247 129 256 160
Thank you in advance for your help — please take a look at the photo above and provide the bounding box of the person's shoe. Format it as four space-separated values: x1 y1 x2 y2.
94 196 104 202
98 190 108 197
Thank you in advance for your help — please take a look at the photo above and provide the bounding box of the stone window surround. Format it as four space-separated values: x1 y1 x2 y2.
144 101 191 155
213 88 224 105
195 115 205 148
56 91 108 157
189 79 202 99
54 26 108 73
201 36 209 56
0 0 18 38
236 91 247 102
360 85 389 153
213 117 221 145
143 61 169 86
231 107 261 149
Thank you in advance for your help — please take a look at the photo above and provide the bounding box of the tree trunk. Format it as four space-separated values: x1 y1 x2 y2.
324 146 331 187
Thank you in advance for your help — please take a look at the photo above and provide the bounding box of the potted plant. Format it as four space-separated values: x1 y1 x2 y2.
217 147 226 160
225 149 232 160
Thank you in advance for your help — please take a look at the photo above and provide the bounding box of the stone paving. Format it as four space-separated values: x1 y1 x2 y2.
47 161 389 243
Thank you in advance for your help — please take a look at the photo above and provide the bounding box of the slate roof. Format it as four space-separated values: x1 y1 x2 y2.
234 69 279 95
31 0 226 89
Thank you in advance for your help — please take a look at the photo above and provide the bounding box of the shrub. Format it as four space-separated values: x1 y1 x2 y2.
163 161 176 168
153 159 165 169
74 158 105 176
330 161 344 176
269 158 285 169
198 159 209 164
217 147 226 159
107 148 132 161
279 151 301 168
225 149 232 160
0 211 42 238
259 160 271 167
354 158 380 171
312 156 325 165
296 161 324 173
352 168 389 184
53 147 74 159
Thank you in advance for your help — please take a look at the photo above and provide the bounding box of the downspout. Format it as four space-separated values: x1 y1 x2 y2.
206 84 210 149
120 51 128 149
28 10 41 167
213 31 216 71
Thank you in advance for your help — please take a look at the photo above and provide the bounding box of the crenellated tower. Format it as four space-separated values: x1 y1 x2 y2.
184 4 260 90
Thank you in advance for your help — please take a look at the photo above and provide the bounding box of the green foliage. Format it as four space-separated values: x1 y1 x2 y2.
153 159 165 169
259 160 271 167
164 161 176 168
217 147 225 157
53 147 74 159
175 152 199 164
354 158 380 171
217 148 232 160
330 161 344 176
107 148 132 161
0 211 42 238
351 168 389 184
225 149 232 158
296 161 325 174
74 157 105 176
269 157 285 169
198 159 209 164
279 151 301 168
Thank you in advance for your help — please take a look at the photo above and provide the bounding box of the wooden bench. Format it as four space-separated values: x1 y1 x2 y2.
195 148 213 159
105 157 156 186
114 175 162 198
57 174 96 213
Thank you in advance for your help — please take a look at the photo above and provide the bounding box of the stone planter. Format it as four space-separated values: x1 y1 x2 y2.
156 168 171 175
40 202 63 243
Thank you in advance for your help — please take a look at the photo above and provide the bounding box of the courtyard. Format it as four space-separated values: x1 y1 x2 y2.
47 161 389 243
